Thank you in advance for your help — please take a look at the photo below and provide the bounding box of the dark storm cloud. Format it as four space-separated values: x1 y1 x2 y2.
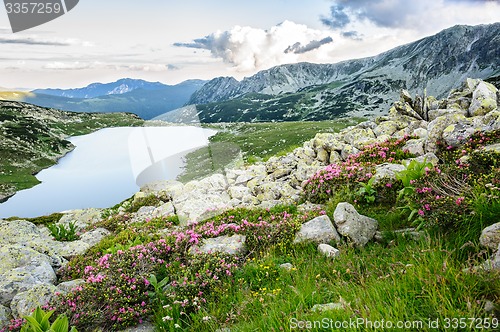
284 37 334 54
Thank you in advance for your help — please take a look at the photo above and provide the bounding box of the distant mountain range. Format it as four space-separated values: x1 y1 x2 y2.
160 23 500 123
1 79 207 120
33 78 169 99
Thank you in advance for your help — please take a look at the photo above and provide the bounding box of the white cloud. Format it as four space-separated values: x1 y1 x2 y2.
174 20 335 72
43 61 99 70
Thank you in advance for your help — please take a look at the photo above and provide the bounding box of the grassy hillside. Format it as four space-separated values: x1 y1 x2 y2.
0 100 143 200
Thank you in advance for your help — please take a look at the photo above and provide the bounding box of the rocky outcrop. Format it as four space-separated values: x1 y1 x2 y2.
0 217 110 321
480 222 500 250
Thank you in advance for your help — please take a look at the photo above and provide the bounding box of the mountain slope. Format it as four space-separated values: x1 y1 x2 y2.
22 80 206 120
180 23 499 123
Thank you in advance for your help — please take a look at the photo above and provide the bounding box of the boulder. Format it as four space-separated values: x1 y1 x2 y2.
425 113 467 153
56 279 85 294
190 235 247 256
10 283 58 318
373 121 399 137
0 304 11 329
318 244 340 258
372 163 405 186
0 245 56 306
469 81 498 117
58 208 103 231
228 186 252 201
480 223 500 250
333 203 378 247
294 215 341 244
403 139 425 156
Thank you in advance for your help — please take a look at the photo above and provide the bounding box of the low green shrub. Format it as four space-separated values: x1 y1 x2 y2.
47 222 79 241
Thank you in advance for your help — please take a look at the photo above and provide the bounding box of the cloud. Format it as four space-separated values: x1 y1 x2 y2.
174 20 335 72
320 4 351 29
284 37 334 54
322 0 500 31
43 61 98 70
341 31 362 40
0 35 92 46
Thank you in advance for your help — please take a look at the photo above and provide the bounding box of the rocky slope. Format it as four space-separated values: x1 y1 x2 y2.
0 101 143 201
175 23 499 123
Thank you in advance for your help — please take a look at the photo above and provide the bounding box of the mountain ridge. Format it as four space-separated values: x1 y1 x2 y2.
177 23 499 123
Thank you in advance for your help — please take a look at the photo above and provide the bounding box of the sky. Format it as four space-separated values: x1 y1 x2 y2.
0 0 499 89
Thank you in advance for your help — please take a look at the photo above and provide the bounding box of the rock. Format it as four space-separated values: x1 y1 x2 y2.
408 152 440 166
294 215 341 244
483 143 500 154
140 180 184 199
316 148 329 163
403 139 425 156
318 244 340 258
340 144 360 161
425 113 467 153
313 133 345 152
190 235 247 256
343 128 376 148
121 322 156 332
10 283 58 318
153 202 176 218
56 279 85 294
469 81 498 117
0 304 11 329
480 223 500 250
228 186 252 201
413 128 428 139
372 163 405 186
374 228 424 242
373 121 399 137
279 263 294 271
333 203 378 247
58 208 103 231
311 302 343 312
427 108 468 122
0 244 56 306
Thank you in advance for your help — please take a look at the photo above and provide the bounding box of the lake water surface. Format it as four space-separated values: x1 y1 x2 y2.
0 126 216 218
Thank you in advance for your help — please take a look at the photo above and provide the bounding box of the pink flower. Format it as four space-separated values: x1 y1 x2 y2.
386 183 392 188
455 197 465 205
418 209 425 216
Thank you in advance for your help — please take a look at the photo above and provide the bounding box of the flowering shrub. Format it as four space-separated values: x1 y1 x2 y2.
304 136 415 203
52 240 175 331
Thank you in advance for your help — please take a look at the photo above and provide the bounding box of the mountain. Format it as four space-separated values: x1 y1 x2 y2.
33 78 168 99
173 23 499 123
19 79 206 120
0 100 143 201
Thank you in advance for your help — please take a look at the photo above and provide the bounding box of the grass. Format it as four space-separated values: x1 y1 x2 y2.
178 118 363 182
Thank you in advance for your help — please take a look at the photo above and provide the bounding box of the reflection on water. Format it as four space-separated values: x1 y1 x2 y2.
0 126 216 218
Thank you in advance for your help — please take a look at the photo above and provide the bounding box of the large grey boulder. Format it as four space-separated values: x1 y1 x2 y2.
10 283 58 318
294 215 340 244
190 234 247 256
333 203 378 247
469 81 498 117
122 322 156 332
0 245 56 306
480 223 500 250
